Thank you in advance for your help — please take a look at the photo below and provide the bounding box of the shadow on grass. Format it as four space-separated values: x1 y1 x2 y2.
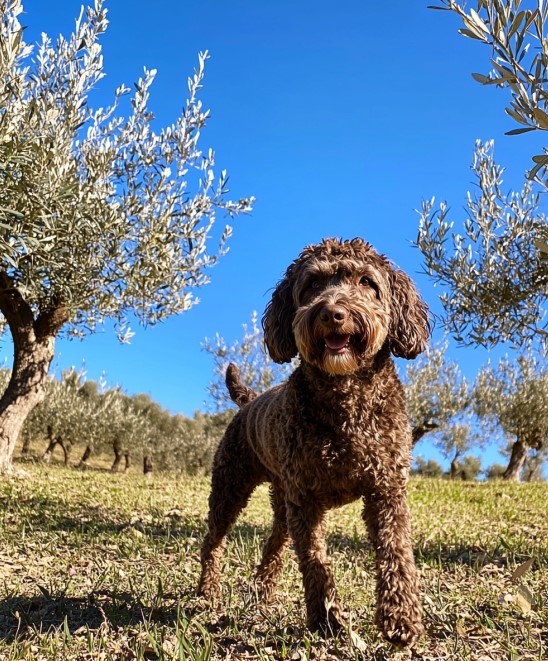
5 490 545 571
0 589 192 643
1 491 209 540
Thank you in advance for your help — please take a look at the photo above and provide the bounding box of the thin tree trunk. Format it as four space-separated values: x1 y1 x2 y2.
143 454 153 477
42 439 58 463
449 450 461 480
503 438 528 481
0 276 68 475
111 446 122 473
124 452 131 473
42 426 57 464
78 445 92 469
59 438 72 466
20 433 31 456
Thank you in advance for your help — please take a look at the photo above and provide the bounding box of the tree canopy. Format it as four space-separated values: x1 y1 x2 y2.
0 0 253 340
418 1 548 348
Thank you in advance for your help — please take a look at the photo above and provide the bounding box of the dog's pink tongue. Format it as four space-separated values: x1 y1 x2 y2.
325 334 350 350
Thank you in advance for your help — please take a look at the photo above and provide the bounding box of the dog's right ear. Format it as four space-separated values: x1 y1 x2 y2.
262 275 298 364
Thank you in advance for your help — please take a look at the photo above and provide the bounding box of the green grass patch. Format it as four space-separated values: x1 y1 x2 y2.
0 465 546 659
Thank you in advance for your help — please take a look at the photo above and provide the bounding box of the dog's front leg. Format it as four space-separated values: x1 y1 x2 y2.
362 487 423 646
286 499 344 636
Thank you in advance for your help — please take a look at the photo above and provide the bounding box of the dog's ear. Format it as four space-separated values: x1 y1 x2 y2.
262 275 298 364
388 267 431 359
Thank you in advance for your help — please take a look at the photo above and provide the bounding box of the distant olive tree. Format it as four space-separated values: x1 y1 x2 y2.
485 462 507 480
411 457 444 478
164 409 233 474
418 1 548 347
203 311 294 411
0 0 253 474
403 341 470 444
436 421 481 479
473 352 548 480
453 455 482 481
22 369 113 466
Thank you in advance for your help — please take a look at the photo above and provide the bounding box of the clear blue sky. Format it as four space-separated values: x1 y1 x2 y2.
3 1 543 468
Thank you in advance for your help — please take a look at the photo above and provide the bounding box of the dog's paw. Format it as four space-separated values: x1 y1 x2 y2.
196 576 220 603
375 605 423 646
308 605 345 639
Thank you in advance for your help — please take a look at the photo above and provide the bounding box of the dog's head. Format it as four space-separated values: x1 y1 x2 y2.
263 238 430 375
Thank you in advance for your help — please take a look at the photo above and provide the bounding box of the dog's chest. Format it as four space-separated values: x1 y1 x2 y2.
284 414 382 502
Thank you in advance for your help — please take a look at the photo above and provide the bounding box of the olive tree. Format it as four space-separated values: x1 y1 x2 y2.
403 341 470 444
164 410 234 474
203 311 294 411
418 1 548 347
473 352 548 480
0 1 252 473
411 457 444 478
102 391 147 472
435 421 480 479
23 369 108 465
418 141 547 346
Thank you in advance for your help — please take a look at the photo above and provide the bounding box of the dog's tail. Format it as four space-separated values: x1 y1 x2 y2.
225 362 258 408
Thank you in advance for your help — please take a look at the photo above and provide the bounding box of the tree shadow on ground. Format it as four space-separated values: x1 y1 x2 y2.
0 589 191 643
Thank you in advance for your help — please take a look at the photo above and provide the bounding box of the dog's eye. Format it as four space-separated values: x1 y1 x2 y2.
310 280 321 290
359 276 371 287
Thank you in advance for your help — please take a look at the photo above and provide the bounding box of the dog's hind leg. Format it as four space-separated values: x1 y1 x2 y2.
197 425 263 601
254 482 290 601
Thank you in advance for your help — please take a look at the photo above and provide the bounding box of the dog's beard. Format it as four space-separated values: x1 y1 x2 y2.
293 302 388 376
321 349 360 376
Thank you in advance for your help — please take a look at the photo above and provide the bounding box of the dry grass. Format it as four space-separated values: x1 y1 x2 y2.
0 461 546 659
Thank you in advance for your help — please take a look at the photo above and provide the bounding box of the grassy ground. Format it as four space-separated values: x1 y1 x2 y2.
0 459 546 660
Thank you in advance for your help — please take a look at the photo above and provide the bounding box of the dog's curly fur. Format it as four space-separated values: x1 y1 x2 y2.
197 238 430 645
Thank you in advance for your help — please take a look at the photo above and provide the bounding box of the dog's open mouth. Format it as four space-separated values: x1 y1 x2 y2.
324 333 352 354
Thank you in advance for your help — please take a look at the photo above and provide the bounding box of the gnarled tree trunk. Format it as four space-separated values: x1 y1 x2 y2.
503 437 528 481
412 421 439 446
0 333 56 475
0 275 68 475
449 450 461 480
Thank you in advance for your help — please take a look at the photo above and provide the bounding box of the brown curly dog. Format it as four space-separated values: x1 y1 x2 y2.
197 237 430 645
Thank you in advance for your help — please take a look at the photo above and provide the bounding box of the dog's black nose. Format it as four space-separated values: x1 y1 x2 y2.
319 304 348 325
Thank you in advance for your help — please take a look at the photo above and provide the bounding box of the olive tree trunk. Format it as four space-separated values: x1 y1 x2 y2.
42 427 59 464
20 431 32 456
78 445 92 469
143 454 153 477
449 450 461 480
0 333 56 474
111 443 123 472
503 437 528 481
412 421 439 446
0 278 68 475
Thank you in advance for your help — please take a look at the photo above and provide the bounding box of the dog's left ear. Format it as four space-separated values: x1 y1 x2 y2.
262 275 298 364
388 267 431 359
